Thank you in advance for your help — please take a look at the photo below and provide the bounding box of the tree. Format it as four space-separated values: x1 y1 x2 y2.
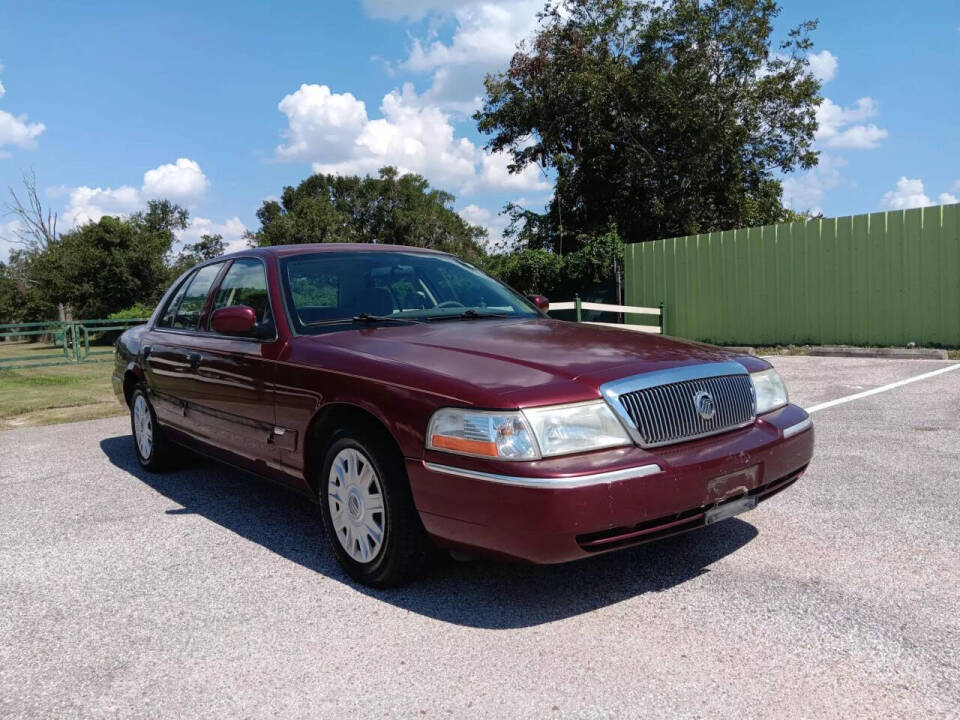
247 167 487 263
483 228 624 302
475 0 822 252
3 169 58 252
168 233 225 280
3 170 68 319
29 200 188 318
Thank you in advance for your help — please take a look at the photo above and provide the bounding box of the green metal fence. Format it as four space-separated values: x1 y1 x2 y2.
0 319 148 370
624 202 960 347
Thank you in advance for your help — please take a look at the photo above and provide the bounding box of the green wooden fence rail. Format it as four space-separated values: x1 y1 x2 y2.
0 319 148 370
624 202 960 347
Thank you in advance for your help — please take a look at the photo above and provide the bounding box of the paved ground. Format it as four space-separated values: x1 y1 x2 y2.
1 356 958 719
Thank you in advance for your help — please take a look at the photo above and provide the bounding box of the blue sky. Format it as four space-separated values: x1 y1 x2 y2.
1 0 958 260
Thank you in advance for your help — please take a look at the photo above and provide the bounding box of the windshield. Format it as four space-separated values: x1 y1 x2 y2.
279 250 540 332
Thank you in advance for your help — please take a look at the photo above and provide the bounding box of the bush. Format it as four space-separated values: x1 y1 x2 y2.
107 303 154 320
481 229 624 303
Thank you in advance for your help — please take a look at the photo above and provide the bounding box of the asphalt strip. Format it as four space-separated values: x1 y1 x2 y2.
804 362 960 414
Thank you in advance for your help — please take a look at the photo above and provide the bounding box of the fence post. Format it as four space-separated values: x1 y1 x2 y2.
659 302 665 335
574 294 582 323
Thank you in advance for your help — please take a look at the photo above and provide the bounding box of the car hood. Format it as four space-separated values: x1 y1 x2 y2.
305 318 763 407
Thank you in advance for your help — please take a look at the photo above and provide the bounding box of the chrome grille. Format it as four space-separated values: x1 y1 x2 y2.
616 373 756 447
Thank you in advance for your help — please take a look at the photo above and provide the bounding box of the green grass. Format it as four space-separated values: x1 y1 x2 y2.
0 341 125 429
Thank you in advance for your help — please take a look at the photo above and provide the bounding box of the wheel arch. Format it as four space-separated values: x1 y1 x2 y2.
303 402 406 497
122 362 146 408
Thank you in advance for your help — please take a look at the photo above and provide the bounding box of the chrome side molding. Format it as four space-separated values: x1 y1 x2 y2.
422 461 663 489
782 417 812 439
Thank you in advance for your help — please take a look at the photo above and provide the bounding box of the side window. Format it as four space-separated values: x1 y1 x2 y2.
212 259 271 324
157 272 194 328
170 263 223 331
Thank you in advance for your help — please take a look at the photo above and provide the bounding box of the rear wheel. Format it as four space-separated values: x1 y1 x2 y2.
318 426 430 587
130 387 172 471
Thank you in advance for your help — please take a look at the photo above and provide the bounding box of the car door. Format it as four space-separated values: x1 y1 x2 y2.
142 261 226 438
187 257 281 465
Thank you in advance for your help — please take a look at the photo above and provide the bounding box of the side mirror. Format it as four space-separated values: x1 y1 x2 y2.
211 305 257 336
528 294 550 312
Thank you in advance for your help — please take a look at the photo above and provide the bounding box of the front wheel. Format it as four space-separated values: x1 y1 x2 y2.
130 387 172 471
318 426 431 587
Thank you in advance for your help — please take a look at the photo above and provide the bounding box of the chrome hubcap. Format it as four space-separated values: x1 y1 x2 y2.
328 448 386 564
133 395 153 460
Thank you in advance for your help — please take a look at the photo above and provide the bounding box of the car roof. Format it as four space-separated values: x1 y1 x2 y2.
219 242 451 261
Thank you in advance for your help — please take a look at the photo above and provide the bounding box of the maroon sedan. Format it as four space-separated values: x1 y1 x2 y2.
114 244 813 586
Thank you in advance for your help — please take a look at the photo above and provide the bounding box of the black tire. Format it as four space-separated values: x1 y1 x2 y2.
129 387 172 472
317 423 431 587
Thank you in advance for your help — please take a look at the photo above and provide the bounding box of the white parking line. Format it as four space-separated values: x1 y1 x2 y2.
805 362 960 414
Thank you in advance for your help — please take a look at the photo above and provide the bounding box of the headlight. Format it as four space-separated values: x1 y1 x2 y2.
751 368 788 415
427 409 539 460
426 401 631 460
522 401 631 457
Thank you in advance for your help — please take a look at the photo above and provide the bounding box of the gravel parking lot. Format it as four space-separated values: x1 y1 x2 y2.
1 356 958 719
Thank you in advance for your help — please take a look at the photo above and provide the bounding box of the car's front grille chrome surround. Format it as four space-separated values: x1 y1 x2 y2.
600 362 757 448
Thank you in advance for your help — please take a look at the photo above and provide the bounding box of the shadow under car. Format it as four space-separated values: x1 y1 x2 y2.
100 434 759 629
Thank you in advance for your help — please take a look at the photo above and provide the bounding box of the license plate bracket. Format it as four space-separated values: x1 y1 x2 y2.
704 494 757 525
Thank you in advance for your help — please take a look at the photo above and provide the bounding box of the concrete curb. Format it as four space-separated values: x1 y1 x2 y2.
809 346 949 360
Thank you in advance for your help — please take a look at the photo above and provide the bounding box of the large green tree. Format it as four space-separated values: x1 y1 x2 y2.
475 0 822 252
28 200 188 318
168 233 226 281
247 167 487 263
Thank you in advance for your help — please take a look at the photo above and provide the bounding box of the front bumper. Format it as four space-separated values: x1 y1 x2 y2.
407 403 814 563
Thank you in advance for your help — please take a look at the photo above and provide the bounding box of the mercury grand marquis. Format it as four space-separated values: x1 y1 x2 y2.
114 243 814 586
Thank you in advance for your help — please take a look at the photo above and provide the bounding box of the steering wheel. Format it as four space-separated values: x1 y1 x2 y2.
434 300 466 309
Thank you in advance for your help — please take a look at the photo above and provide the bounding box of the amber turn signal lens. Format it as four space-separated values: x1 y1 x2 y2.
430 435 499 457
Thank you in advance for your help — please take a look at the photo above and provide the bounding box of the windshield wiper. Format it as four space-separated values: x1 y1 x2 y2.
353 312 423 325
428 309 511 322
301 313 422 328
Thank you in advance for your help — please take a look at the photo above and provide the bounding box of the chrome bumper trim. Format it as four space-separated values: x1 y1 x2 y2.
422 460 663 489
782 417 813 439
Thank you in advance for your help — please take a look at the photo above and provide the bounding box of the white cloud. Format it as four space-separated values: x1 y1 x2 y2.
0 67 45 151
141 158 209 204
0 111 45 150
0 219 22 262
62 158 210 227
62 185 143 227
815 97 888 149
470 146 549 193
274 82 547 194
784 52 887 210
398 1 541 113
880 177 931 210
179 216 249 254
807 50 838 83
276 84 369 163
939 192 959 204
782 154 846 214
458 202 513 250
